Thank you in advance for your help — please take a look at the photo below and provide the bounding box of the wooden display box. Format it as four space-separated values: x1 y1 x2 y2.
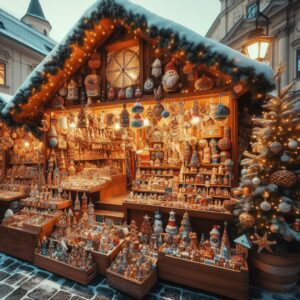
106 267 157 300
34 253 97 285
0 224 38 262
91 240 124 275
158 252 248 300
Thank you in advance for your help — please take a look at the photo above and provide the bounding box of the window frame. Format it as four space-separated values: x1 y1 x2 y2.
296 49 300 80
246 2 258 19
0 62 6 86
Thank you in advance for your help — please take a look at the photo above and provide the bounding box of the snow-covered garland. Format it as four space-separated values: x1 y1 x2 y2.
0 0 275 133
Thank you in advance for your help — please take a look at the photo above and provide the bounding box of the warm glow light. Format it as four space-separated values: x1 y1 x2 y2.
69 122 76 129
143 118 150 127
24 141 30 148
114 122 121 131
242 36 272 62
191 116 201 125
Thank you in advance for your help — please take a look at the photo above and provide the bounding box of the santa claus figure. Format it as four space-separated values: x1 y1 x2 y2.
209 225 221 250
162 60 179 92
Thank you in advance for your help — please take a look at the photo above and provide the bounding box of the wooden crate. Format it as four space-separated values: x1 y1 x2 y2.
91 240 124 275
34 253 97 285
106 267 157 300
158 252 248 300
0 225 38 262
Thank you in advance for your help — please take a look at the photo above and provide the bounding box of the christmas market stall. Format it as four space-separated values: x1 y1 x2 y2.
0 0 278 298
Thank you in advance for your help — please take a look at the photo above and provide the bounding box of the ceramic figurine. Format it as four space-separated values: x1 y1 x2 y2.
135 86 142 98
209 225 220 250
165 210 178 236
85 52 101 98
125 86 134 99
108 87 115 100
118 88 125 100
120 103 130 128
162 60 179 92
67 80 79 102
151 58 162 78
144 78 155 93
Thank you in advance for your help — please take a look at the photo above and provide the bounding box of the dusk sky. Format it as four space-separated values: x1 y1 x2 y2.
0 0 220 42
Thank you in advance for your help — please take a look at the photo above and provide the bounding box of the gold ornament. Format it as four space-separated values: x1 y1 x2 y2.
242 186 251 196
252 232 276 254
239 212 255 229
270 170 296 188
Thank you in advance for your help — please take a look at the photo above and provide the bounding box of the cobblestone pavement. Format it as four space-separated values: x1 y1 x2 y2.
0 252 299 300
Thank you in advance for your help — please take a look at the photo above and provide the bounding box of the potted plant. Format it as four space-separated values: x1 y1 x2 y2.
232 65 300 293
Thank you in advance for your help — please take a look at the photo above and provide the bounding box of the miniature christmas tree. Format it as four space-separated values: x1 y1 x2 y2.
139 215 153 243
165 210 178 236
233 65 300 254
220 222 231 254
129 220 139 242
82 193 88 213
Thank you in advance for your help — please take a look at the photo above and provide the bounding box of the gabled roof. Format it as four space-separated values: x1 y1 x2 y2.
1 0 274 129
0 8 56 55
25 0 46 20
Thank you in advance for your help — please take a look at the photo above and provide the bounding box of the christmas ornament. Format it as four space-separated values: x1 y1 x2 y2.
260 200 271 211
125 86 134 99
119 104 130 128
269 142 282 154
161 110 170 118
162 60 179 92
270 223 279 233
151 58 162 78
278 197 292 213
195 75 214 91
183 62 194 81
252 177 261 185
288 140 298 149
107 87 115 100
280 152 290 163
144 78 155 93
152 100 164 122
135 86 142 98
241 169 247 176
270 170 296 188
165 210 178 236
293 219 300 232
58 82 68 97
154 85 163 101
131 101 144 128
252 232 276 254
214 104 230 121
118 88 125 100
218 127 231 150
67 80 78 102
209 225 220 250
239 212 255 229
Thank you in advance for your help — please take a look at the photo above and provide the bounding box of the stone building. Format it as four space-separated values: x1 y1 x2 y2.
206 0 300 96
0 0 55 95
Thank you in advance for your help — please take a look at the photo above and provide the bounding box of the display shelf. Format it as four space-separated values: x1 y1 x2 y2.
34 252 97 285
139 174 174 178
179 192 230 199
107 266 157 300
183 172 227 176
158 252 248 300
132 189 166 194
9 162 42 165
20 199 72 210
49 182 111 194
123 202 233 221
179 182 231 188
138 165 181 170
73 157 125 161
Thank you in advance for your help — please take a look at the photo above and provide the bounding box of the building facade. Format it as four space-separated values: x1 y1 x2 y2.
0 0 55 95
206 0 300 96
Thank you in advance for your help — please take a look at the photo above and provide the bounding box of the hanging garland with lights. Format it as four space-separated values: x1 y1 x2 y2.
0 0 275 133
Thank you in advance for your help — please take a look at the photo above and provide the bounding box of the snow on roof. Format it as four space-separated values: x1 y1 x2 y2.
2 0 274 118
0 93 12 103
0 8 55 55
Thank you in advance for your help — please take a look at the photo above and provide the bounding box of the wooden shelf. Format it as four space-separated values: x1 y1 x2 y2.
73 157 125 161
183 172 226 176
21 200 72 210
9 162 41 165
123 202 233 221
132 189 165 194
179 182 231 188
139 174 174 178
138 165 181 170
180 192 230 199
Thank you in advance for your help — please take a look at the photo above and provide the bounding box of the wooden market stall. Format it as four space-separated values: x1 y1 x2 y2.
0 0 275 298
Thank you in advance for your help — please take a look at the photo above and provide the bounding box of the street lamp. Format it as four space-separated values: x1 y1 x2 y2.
242 1 272 62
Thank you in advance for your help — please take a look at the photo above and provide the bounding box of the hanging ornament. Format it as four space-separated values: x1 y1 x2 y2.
195 75 214 91
131 101 144 128
270 223 279 233
135 86 142 98
144 78 155 93
252 232 276 254
107 87 115 100
162 60 179 92
288 140 298 149
241 169 247 176
269 142 282 154
161 110 170 118
77 107 88 128
85 51 101 98
214 103 230 121
260 200 271 211
252 176 261 185
58 82 68 97
67 80 78 102
270 170 296 188
239 212 255 229
152 100 164 122
278 197 292 213
119 104 130 128
118 88 125 100
280 152 290 163
151 58 162 78
48 118 58 147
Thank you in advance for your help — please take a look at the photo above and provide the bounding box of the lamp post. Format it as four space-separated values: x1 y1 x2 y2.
242 0 272 62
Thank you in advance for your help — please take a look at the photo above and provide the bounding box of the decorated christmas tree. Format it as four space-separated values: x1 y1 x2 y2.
233 65 300 254
139 215 153 243
179 211 192 241
165 210 178 236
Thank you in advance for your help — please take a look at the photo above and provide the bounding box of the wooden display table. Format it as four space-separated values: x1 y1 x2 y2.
106 267 157 300
21 199 72 210
158 252 248 300
0 224 39 262
34 253 97 285
0 191 25 221
91 240 124 275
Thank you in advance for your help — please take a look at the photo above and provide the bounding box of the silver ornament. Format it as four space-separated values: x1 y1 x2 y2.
241 169 247 176
269 142 282 154
280 152 290 162
252 177 261 185
278 201 291 213
288 140 298 149
260 200 271 211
